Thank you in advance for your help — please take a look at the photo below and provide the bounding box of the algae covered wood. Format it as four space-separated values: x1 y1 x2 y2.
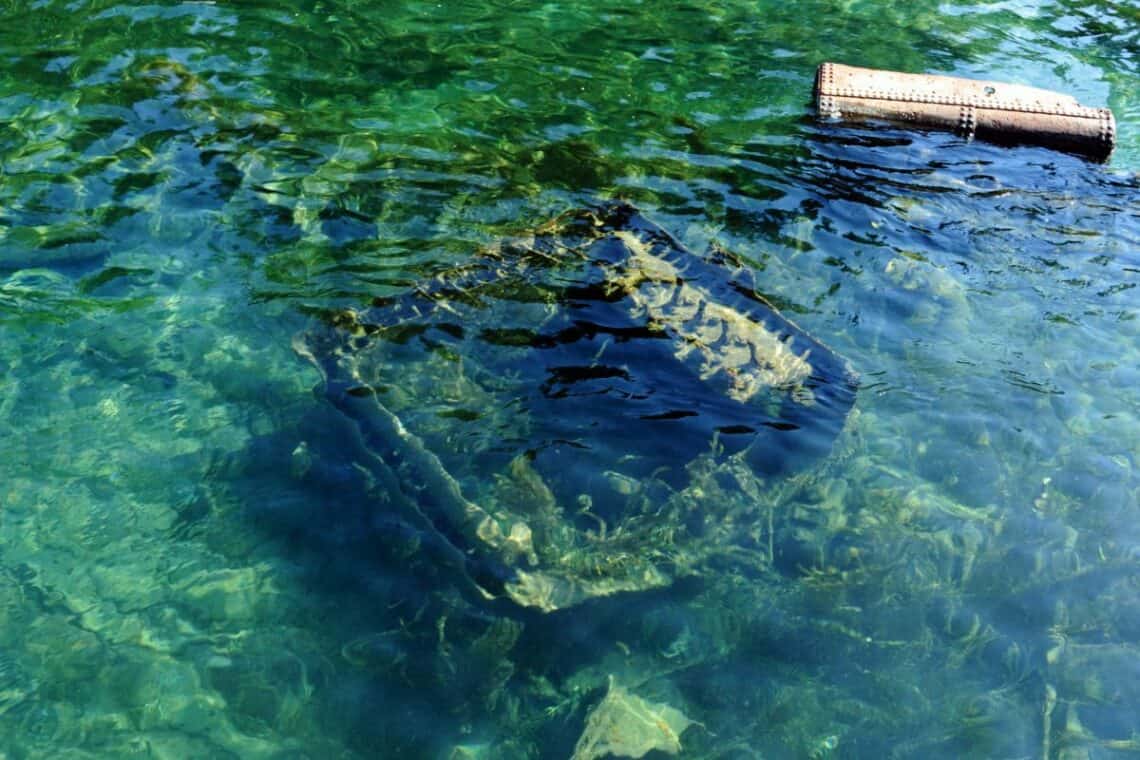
294 202 857 611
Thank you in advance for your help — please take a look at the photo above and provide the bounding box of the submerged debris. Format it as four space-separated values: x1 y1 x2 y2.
294 201 857 611
571 676 695 760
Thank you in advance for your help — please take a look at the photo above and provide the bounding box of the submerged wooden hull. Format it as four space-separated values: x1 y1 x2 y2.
296 202 857 611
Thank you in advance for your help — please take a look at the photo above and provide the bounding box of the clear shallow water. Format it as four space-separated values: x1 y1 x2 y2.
0 0 1138 757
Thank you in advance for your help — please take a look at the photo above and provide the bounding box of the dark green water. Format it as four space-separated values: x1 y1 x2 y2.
1 0 1139 757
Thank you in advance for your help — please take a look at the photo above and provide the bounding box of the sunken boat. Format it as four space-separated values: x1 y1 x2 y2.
294 202 858 611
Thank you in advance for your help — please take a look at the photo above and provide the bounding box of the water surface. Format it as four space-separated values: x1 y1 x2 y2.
1 0 1138 757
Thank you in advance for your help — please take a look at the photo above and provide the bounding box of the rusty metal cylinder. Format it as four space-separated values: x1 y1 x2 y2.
814 62 1116 161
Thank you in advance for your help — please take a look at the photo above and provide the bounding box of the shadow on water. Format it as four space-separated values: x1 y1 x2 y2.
231 402 706 758
228 406 487 757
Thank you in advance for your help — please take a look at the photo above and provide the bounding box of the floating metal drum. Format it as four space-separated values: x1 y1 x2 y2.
814 62 1116 161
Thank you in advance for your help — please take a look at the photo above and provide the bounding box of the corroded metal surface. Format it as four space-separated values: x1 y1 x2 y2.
295 202 857 611
815 62 1116 160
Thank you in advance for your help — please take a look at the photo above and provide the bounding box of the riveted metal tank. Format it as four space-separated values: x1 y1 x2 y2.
814 62 1116 161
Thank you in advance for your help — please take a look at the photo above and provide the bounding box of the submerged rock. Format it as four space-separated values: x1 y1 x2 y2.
571 676 695 760
294 202 857 611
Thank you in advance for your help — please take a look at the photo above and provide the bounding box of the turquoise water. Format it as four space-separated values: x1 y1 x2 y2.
1 0 1138 757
